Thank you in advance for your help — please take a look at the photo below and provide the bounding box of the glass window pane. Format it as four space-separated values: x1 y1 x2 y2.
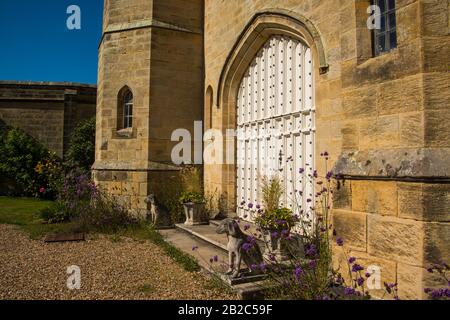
378 33 386 52
388 12 396 29
389 30 397 49
378 0 386 13
380 15 386 31
388 0 395 10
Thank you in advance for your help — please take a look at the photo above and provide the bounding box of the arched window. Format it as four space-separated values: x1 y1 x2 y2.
117 86 133 130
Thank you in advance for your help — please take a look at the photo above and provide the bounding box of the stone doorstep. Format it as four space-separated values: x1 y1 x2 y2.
159 221 269 300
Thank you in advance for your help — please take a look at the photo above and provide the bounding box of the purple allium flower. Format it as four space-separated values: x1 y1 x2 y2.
357 277 364 287
336 237 344 246
348 257 356 264
309 260 317 269
259 262 267 272
344 287 355 295
256 204 261 209
352 264 364 272
294 266 302 278
365 272 372 278
244 224 250 231
242 242 253 252
250 264 258 270
271 231 279 238
306 244 317 257
192 245 198 251
247 203 254 209
326 171 333 180
281 229 289 237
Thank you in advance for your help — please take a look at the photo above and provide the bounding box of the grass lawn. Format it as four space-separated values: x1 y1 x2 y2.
0 196 78 239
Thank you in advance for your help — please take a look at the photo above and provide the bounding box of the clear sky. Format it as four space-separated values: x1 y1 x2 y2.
0 1 103 85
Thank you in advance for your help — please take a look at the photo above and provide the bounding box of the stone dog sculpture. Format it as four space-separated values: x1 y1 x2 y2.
216 218 264 278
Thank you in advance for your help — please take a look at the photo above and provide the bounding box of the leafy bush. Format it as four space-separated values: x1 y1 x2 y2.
260 175 283 214
76 192 138 233
64 117 95 171
179 191 205 204
0 126 61 198
39 201 72 223
254 207 298 232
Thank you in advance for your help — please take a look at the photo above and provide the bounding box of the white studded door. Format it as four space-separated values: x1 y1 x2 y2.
236 35 315 221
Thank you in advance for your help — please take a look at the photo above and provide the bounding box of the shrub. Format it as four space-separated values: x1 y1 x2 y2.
76 192 138 233
260 175 283 214
179 191 205 204
0 126 60 198
254 207 298 232
64 117 96 171
39 201 72 223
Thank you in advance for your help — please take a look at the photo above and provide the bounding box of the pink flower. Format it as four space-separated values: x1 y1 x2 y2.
39 187 45 193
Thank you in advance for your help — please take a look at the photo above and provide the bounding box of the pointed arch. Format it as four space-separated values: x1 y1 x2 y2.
117 85 133 130
217 10 328 111
212 10 327 215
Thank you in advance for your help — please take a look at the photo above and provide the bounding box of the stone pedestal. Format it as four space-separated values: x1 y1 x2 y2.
183 203 208 226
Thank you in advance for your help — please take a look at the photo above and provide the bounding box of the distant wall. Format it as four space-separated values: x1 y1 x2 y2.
0 81 97 158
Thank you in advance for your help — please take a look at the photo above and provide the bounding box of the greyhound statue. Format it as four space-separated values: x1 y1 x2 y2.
216 218 264 278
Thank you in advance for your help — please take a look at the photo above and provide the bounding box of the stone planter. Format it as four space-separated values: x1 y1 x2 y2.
262 229 292 262
183 202 208 226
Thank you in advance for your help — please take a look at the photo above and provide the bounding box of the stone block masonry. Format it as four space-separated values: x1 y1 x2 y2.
0 81 96 158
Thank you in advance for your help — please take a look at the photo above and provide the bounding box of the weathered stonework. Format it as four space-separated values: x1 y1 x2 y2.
93 0 204 218
96 0 449 298
201 0 450 299
0 81 96 157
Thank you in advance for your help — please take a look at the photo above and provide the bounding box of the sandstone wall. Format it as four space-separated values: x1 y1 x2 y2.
204 0 450 299
0 82 96 158
93 0 204 218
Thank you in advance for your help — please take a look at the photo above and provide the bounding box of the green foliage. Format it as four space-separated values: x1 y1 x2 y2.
179 191 205 204
76 192 138 233
0 196 78 239
260 175 283 214
0 127 59 197
38 201 72 224
254 207 297 232
64 117 96 171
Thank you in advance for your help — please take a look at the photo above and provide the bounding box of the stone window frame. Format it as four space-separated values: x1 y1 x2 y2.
114 85 136 139
372 0 397 56
354 0 398 65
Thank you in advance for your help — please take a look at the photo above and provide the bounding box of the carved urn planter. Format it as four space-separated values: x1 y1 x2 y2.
183 202 208 226
262 229 291 262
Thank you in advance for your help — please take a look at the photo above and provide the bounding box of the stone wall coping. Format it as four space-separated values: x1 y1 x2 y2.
0 81 97 89
334 148 450 180
92 161 182 172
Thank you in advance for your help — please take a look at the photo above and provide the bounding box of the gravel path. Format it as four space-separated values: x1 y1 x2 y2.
0 224 237 300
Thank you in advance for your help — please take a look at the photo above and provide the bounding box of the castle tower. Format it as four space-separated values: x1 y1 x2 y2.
93 0 204 218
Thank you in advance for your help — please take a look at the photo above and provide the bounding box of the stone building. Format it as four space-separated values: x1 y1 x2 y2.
0 81 96 157
94 0 449 299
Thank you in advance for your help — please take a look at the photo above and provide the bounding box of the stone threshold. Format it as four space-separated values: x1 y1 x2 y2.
159 220 269 299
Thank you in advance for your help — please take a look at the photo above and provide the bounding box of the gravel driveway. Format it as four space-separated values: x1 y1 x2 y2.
0 224 237 300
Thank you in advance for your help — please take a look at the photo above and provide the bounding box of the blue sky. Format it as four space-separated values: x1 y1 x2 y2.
0 1 103 84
